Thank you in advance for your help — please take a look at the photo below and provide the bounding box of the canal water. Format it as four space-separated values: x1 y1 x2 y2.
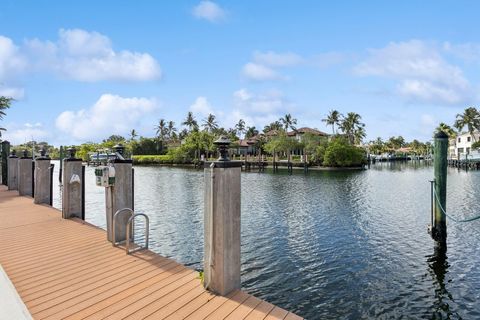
52 161 480 319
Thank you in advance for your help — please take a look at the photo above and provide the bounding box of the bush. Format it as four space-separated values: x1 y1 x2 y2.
132 154 173 165
322 138 366 167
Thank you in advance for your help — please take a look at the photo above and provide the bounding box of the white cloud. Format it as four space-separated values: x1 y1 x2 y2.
233 88 291 115
2 123 49 145
55 94 157 141
0 36 26 80
192 1 226 23
253 51 303 67
0 86 24 99
242 62 286 81
354 40 471 105
24 29 161 82
189 96 214 117
443 42 480 63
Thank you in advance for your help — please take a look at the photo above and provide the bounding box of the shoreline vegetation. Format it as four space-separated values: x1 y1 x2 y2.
6 107 464 169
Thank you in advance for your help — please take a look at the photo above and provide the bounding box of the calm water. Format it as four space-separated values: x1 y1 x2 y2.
51 161 480 319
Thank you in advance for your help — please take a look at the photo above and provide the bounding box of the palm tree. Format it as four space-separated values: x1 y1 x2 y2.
263 121 283 133
155 119 168 153
202 114 218 133
322 110 342 135
129 129 138 141
245 126 259 139
339 112 365 144
182 111 198 132
167 121 176 139
436 122 456 138
454 107 480 141
235 119 246 138
280 113 297 132
0 96 12 137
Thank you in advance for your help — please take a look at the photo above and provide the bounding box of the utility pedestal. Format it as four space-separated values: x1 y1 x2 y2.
34 148 52 205
62 148 85 219
17 150 33 197
105 144 133 243
204 137 242 296
7 150 18 190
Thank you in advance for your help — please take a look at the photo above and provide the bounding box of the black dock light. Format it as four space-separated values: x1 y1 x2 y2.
67 147 77 159
39 147 47 158
114 144 125 156
22 149 28 158
214 136 231 161
10 149 16 157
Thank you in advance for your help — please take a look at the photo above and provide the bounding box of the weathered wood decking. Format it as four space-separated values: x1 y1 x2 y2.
0 186 302 320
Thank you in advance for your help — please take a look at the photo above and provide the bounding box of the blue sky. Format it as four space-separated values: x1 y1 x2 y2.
1 0 479 146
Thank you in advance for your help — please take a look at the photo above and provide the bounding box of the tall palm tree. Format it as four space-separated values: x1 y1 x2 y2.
202 114 218 133
235 119 246 138
454 107 480 141
339 112 365 145
280 113 297 132
167 121 176 139
155 119 168 153
436 122 456 138
129 129 138 141
182 111 198 132
263 121 283 133
245 126 259 139
322 110 342 135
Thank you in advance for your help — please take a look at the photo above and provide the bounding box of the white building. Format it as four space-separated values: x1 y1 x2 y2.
450 131 480 160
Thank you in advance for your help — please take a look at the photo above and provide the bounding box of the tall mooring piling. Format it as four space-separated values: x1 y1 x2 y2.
7 149 18 190
104 144 133 243
1 140 9 185
204 136 242 296
430 131 448 247
34 147 53 205
62 147 85 219
17 150 33 197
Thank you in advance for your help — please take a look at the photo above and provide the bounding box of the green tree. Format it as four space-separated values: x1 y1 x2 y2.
0 96 12 136
323 137 366 167
167 121 176 139
202 114 218 133
454 107 480 141
263 121 283 133
435 122 456 138
245 126 258 139
322 110 342 135
280 113 297 132
182 111 199 132
235 119 246 138
339 112 365 145
129 129 138 141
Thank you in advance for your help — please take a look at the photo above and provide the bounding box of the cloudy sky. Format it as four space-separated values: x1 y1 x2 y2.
1 1 479 145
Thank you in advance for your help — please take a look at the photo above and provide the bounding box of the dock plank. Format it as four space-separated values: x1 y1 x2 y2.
0 186 303 320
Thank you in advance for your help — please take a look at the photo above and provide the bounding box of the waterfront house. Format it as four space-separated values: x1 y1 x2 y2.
450 131 480 159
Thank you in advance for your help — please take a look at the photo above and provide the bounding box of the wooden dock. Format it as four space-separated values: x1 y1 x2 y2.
0 186 302 320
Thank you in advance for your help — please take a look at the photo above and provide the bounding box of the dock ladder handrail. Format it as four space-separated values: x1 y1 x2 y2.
112 208 149 254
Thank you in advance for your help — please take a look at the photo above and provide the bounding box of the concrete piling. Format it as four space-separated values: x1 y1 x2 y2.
7 150 18 190
1 140 9 185
204 137 242 296
34 148 52 205
105 144 133 243
62 148 84 219
17 150 33 197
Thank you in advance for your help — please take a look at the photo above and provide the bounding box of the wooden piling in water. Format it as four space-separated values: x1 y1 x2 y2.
433 131 448 245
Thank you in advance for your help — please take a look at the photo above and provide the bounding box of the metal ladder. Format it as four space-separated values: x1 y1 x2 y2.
112 208 150 254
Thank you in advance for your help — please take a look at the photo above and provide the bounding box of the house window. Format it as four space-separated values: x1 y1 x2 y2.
458 137 461 143
467 136 471 142
458 148 464 154
467 147 471 154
